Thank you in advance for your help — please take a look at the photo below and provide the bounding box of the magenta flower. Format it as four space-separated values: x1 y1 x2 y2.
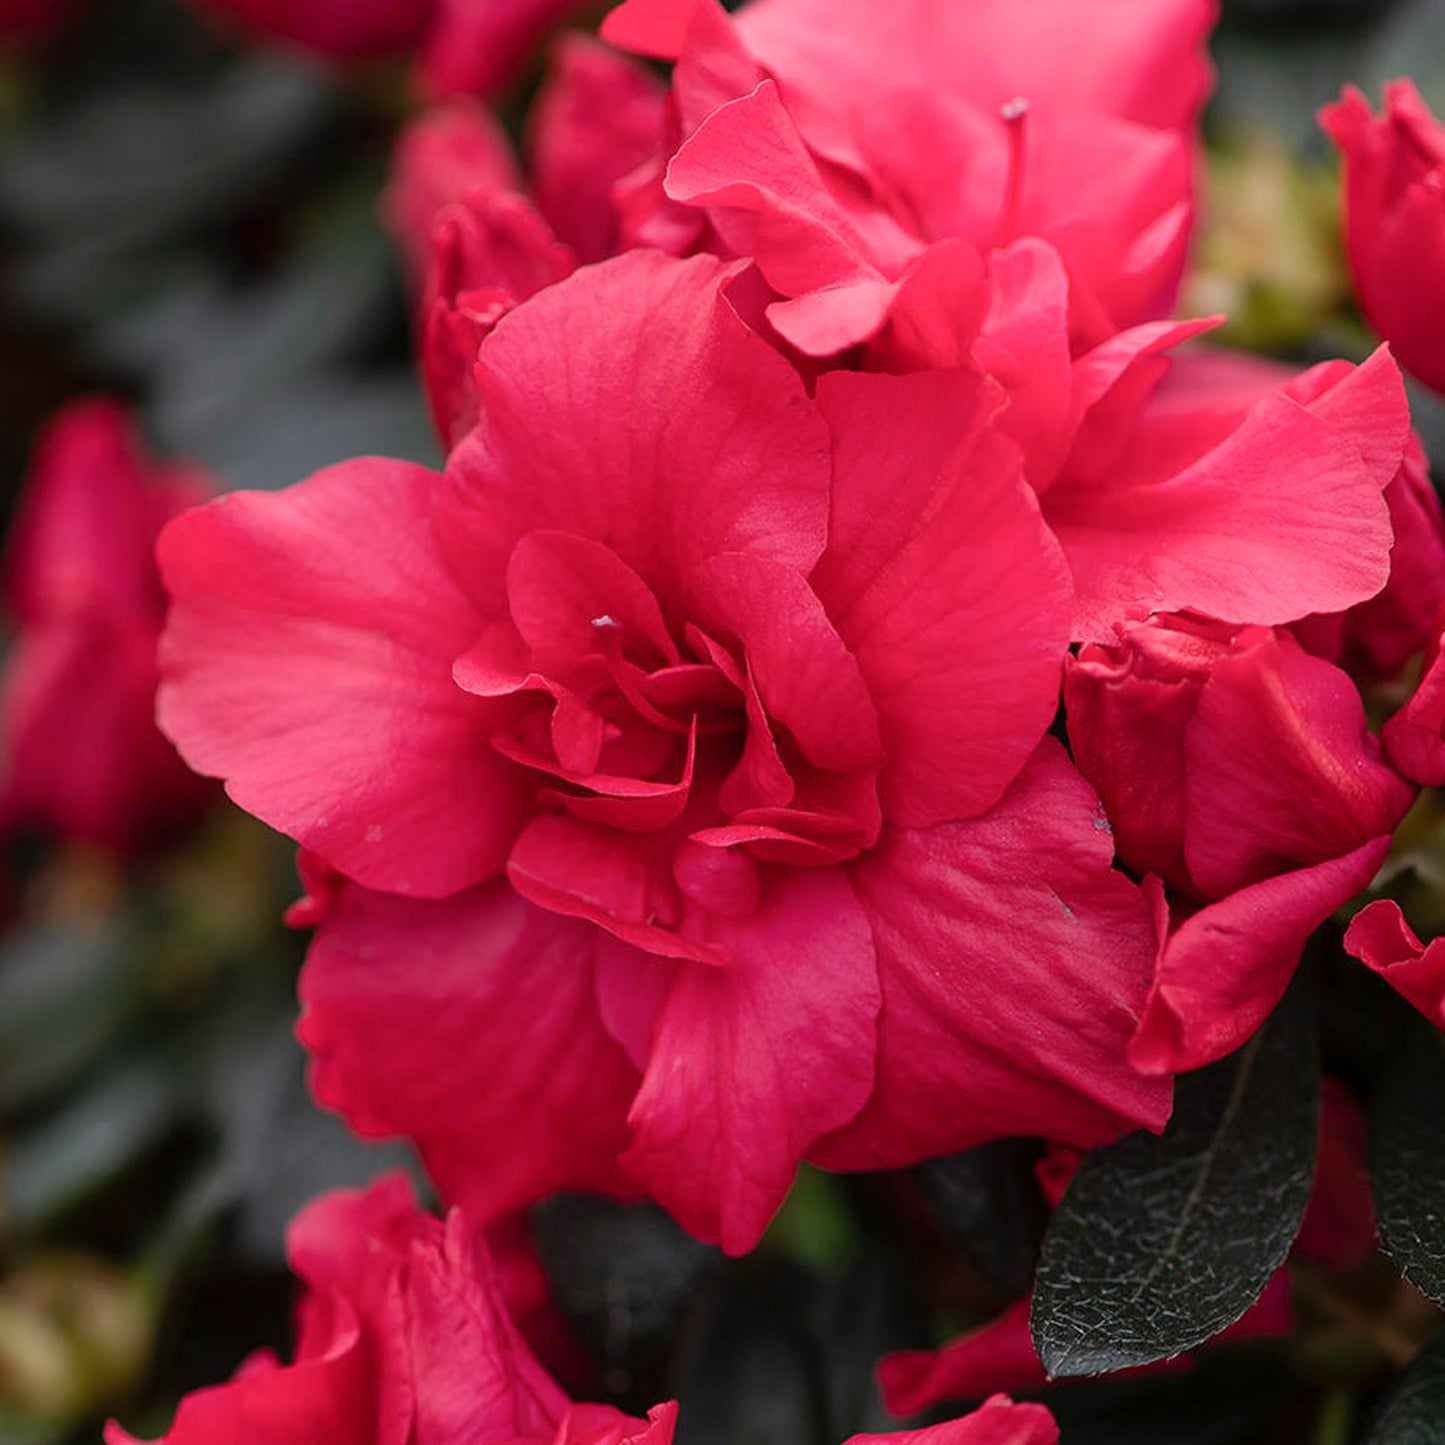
0 399 215 852
1322 79 1445 395
157 251 1177 1253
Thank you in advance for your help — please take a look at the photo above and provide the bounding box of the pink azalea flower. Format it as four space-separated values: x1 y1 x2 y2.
158 250 1180 1253
1065 616 1415 1075
106 1171 1058 1445
0 399 215 853
104 1172 678 1445
1321 80 1445 395
602 0 1214 353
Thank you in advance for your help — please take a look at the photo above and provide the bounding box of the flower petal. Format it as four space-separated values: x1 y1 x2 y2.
815 740 1170 1171
158 458 532 899
811 370 1071 823
597 867 880 1254
298 879 643 1221
438 250 833 621
1130 842 1393 1075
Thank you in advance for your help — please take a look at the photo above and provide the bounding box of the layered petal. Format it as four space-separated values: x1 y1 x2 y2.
595 867 880 1254
1049 389 1397 641
813 741 1171 1171
299 880 643 1222
1180 631 1414 898
527 34 667 264
1131 846 1392 1075
735 0 1215 134
385 100 522 284
109 1173 664 1445
105 1347 370 1445
421 189 576 448
159 458 532 899
438 251 832 622
811 369 1070 823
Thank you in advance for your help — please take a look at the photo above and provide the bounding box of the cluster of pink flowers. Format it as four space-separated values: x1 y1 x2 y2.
152 0 1440 1263
105 1172 1057 1445
8 0 1445 1435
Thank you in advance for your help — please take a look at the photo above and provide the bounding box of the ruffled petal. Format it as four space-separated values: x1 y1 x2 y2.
158 458 532 899
1131 843 1393 1075
438 251 832 622
815 741 1170 1171
596 867 880 1254
298 880 643 1222
1344 899 1445 1029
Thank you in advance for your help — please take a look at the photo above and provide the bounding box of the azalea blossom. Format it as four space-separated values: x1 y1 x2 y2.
158 250 1178 1253
158 0 1416 1257
105 1172 679 1445
0 399 214 852
1322 79 1445 395
106 1173 1058 1445
1065 615 1414 1074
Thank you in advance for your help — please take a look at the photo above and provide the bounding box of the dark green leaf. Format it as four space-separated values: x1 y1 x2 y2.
0 919 132 1111
5 1060 180 1231
671 1269 817 1445
533 1195 720 1392
1364 1331 1445 1443
1031 981 1319 1376
1370 1017 1445 1306
0 58 334 246
915 1138 1048 1299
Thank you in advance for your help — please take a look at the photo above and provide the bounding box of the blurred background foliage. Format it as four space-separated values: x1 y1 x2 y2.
0 0 1444 1442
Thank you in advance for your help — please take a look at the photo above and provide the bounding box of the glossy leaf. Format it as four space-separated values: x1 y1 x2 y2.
1371 1016 1445 1306
1364 1330 1445 1443
532 1194 720 1383
915 1138 1049 1299
1031 981 1319 1376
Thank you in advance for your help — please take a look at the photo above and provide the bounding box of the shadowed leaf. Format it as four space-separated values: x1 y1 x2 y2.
1031 980 1319 1376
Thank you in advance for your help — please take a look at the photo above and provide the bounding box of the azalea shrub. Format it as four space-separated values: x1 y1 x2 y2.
4 1 1445 1443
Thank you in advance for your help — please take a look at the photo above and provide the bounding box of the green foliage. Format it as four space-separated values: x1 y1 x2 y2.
1031 982 1320 1377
